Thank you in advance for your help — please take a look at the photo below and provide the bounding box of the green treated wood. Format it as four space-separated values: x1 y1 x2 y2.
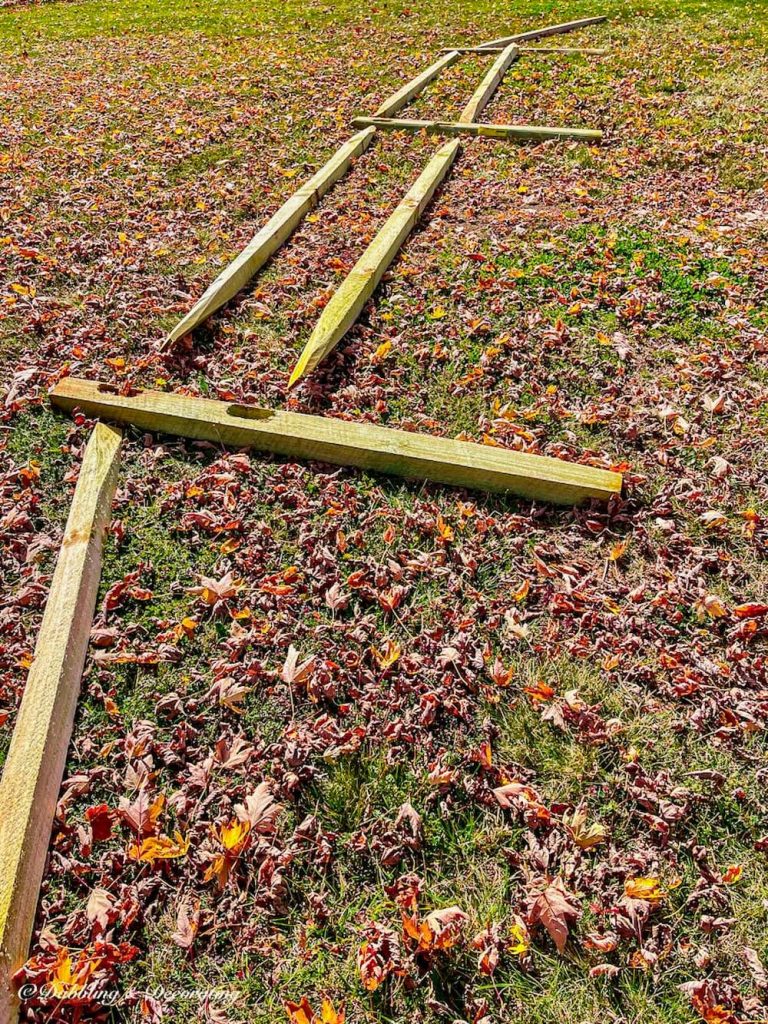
476 15 607 50
375 50 460 117
0 423 122 1022
442 45 608 55
50 378 623 505
459 42 520 123
352 116 602 143
288 138 460 387
161 127 376 349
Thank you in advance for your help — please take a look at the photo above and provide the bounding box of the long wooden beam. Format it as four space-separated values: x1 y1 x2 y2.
375 50 460 117
459 42 519 124
287 138 460 388
0 423 122 1020
352 116 602 144
161 126 376 350
50 379 623 505
442 46 608 55
476 15 607 50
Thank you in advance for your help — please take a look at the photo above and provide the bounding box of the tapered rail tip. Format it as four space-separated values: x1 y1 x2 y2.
287 350 312 389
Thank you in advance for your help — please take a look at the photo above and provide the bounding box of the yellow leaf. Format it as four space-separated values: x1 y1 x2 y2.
696 593 729 620
436 513 454 543
563 807 608 849
609 539 629 561
320 997 345 1024
624 877 666 903
429 306 447 319
371 340 392 364
371 639 401 670
129 831 190 863
220 818 251 853
508 919 530 956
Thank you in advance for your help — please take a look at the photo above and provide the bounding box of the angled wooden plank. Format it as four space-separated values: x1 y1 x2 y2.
161 126 376 350
50 378 622 505
476 15 607 50
442 45 608 55
352 116 602 144
519 45 607 54
375 50 460 117
459 42 520 124
0 423 122 1021
287 138 460 387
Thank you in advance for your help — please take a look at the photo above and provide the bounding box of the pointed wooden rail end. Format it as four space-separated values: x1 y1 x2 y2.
161 126 376 350
476 14 608 50
375 49 460 118
287 137 461 388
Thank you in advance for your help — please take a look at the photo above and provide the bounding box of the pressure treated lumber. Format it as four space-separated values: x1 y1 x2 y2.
476 15 607 50
161 126 376 349
375 50 460 117
0 423 122 1021
459 42 520 124
442 46 608 55
352 116 602 144
50 378 623 505
287 138 460 387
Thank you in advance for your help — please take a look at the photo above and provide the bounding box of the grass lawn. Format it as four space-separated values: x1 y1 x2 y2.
1 0 767 1021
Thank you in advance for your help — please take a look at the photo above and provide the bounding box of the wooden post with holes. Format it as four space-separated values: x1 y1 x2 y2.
50 378 623 505
0 423 122 1022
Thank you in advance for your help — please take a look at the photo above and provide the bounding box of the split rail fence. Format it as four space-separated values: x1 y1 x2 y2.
0 15 616 1021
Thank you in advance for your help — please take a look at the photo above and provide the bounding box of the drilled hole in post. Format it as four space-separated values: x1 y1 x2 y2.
226 404 277 421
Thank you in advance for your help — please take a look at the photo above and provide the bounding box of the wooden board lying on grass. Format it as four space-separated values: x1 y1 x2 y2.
50 378 623 505
287 137 460 387
0 423 122 1021
375 50 460 117
459 42 520 123
353 116 602 143
477 15 607 50
443 45 608 55
161 126 376 349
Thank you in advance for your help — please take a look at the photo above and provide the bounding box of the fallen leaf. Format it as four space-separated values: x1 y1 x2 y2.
528 881 581 953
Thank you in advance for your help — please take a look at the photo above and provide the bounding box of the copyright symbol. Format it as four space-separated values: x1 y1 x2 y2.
18 984 37 1000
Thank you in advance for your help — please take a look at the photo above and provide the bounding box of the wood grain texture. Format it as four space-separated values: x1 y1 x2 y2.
442 46 608 55
352 116 602 143
459 42 520 123
50 378 623 505
161 127 376 349
0 423 122 1022
476 15 607 50
287 138 460 387
375 50 460 117
519 46 607 54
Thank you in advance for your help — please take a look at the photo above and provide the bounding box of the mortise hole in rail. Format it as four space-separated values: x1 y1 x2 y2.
227 404 278 421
